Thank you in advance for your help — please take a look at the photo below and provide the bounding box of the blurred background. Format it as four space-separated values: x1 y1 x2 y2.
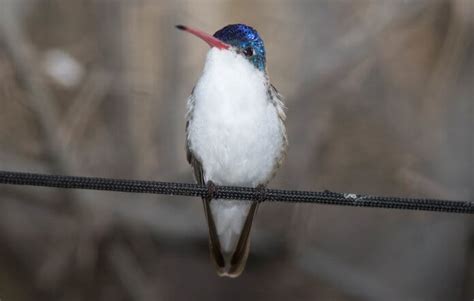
0 0 472 300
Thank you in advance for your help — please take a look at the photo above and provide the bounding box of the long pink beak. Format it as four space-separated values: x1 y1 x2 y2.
176 25 230 50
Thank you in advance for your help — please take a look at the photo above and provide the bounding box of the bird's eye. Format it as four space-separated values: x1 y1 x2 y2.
243 47 254 57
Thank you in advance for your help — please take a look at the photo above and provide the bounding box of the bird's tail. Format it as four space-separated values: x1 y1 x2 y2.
203 199 258 277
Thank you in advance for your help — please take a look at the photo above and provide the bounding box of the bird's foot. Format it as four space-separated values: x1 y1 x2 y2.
253 184 267 203
205 180 217 202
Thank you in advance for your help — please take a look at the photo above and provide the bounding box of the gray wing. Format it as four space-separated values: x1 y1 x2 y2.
266 83 288 182
185 91 207 185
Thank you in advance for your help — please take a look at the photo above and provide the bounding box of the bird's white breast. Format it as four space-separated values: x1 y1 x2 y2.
188 48 283 187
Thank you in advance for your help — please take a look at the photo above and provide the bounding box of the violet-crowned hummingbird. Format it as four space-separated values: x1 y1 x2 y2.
177 24 287 277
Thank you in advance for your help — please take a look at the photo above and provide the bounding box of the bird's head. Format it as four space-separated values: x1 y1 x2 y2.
176 24 266 72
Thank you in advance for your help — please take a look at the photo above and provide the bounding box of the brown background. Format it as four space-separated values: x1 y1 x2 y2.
0 0 472 300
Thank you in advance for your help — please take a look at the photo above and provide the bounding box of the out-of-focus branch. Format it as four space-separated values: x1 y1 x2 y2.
0 7 72 174
421 0 473 143
0 4 104 290
59 69 111 148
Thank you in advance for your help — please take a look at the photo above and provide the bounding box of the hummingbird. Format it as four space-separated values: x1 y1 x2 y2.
177 24 287 277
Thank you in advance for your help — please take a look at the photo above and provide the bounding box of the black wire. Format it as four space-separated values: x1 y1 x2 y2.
0 170 472 214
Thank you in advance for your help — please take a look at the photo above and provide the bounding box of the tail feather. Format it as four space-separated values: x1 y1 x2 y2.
202 200 225 268
203 199 258 277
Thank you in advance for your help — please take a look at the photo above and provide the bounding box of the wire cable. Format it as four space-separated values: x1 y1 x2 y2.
0 170 472 214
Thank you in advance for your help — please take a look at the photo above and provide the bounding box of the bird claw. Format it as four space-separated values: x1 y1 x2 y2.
205 180 217 201
253 184 267 203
